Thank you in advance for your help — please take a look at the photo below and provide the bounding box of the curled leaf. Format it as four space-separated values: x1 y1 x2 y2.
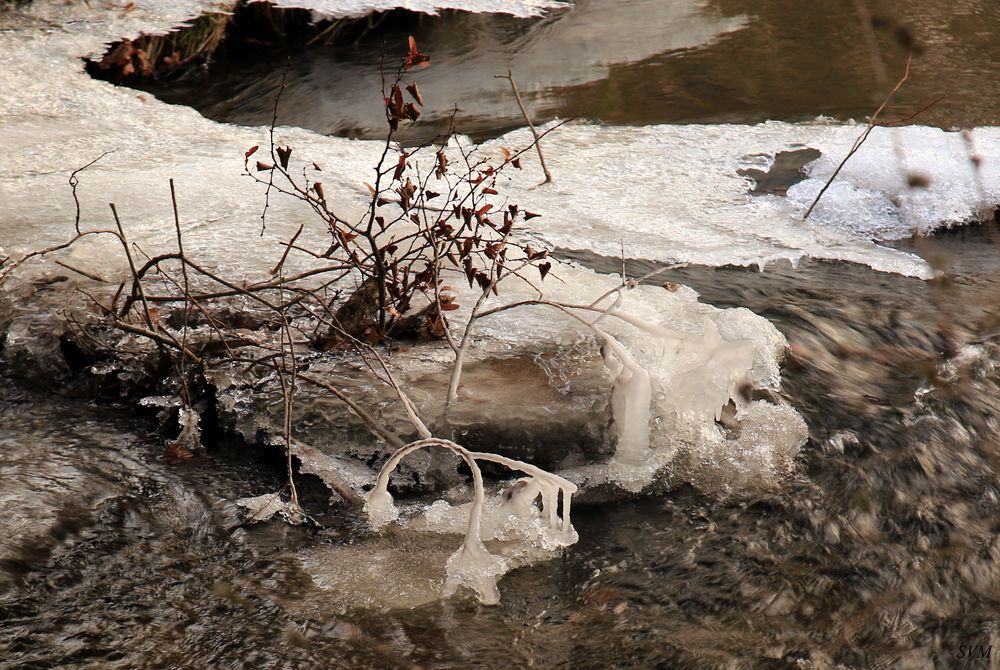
404 36 431 69
406 83 424 106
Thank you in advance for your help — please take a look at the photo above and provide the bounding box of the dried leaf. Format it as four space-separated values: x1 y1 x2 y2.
406 82 424 106
523 211 541 220
256 161 274 172
404 36 431 69
276 146 292 169
440 302 460 311
483 187 498 195
403 102 421 122
393 153 407 181
538 261 552 281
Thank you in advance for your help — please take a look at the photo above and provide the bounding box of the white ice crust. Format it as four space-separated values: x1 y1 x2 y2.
5 0 993 282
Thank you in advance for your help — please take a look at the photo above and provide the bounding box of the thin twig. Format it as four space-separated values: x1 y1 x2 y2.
496 69 552 184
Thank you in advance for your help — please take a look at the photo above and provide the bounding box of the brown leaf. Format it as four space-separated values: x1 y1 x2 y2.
500 146 512 161
256 161 274 172
476 204 493 217
364 182 377 196
440 302 460 311
483 187 498 195
404 36 431 69
425 190 440 200
393 153 407 181
403 102 421 122
512 157 522 169
538 262 552 281
523 211 541 220
464 257 476 287
406 82 424 106
436 150 449 178
276 146 292 169
313 182 325 201
245 145 259 159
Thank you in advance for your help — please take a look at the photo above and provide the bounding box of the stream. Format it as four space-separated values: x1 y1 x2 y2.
4 1 1000 669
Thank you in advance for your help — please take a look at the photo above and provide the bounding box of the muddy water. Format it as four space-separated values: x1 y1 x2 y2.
146 0 1000 142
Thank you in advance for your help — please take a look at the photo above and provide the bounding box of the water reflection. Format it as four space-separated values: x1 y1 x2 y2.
148 0 1000 141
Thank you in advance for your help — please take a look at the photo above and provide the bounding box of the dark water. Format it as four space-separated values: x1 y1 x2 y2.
142 0 1000 142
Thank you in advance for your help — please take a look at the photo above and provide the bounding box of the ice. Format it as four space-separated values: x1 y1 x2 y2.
364 438 576 604
265 0 568 18
4 2 993 284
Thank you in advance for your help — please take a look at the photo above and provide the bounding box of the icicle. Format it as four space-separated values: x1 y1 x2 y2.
599 330 653 465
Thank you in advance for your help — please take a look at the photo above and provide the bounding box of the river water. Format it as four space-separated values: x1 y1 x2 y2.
4 1 1000 669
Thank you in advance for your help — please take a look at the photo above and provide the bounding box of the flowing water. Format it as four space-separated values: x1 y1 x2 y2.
5 1 1000 668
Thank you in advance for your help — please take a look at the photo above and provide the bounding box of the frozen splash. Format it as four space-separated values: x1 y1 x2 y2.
364 439 577 605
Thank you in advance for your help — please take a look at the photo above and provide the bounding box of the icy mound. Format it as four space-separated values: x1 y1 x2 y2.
482 122 1000 278
786 125 1000 239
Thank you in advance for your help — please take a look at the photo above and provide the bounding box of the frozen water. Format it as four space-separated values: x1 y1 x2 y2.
265 0 567 18
5 0 995 285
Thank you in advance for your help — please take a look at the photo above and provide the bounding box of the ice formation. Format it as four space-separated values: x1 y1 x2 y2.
2 0 990 609
365 438 576 605
6 0 998 282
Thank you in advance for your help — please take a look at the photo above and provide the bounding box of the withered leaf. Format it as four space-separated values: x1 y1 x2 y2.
393 153 407 181
276 146 292 169
436 150 449 178
483 187 499 195
404 36 431 69
464 257 475 286
405 82 424 106
440 302 460 311
256 161 274 172
523 211 541 220
538 261 552 280
245 145 259 158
